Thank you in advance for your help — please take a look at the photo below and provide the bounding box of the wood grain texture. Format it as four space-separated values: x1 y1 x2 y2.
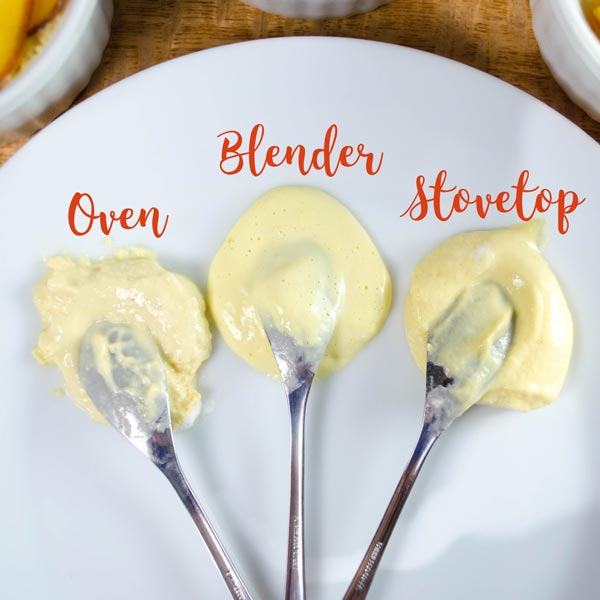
1 0 600 165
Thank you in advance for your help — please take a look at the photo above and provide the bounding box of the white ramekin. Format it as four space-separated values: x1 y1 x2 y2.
0 0 114 145
241 0 390 19
530 0 600 122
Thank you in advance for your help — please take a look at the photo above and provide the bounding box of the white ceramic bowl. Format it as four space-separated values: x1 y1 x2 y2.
0 0 113 145
530 0 600 122
241 0 390 19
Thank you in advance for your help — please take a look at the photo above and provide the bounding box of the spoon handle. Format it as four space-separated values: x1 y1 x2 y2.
342 424 440 600
160 458 255 600
285 384 310 600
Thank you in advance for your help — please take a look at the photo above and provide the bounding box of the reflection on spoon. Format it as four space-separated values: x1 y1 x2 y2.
343 281 514 599
78 321 255 600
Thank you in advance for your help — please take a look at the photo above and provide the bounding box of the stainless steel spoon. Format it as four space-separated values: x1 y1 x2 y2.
253 242 341 600
78 321 255 600
262 322 335 600
343 281 514 600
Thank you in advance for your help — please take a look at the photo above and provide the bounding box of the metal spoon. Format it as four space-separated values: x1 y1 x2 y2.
78 321 255 600
343 281 514 600
263 325 333 600
252 242 341 600
262 321 335 600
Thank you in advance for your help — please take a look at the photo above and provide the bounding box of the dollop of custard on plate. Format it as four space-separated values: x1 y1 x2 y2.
33 247 211 429
404 222 573 410
207 186 392 378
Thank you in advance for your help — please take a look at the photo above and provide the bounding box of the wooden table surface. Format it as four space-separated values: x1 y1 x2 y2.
1 0 600 165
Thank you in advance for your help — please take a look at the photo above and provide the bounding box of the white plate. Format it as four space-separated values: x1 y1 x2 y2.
1 38 599 600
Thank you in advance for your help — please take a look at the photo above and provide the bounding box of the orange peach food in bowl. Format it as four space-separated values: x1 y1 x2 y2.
1 1 65 85
531 0 600 122
0 0 113 145
583 0 600 37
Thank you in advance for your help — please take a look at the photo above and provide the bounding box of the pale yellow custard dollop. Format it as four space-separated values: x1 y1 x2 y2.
405 222 573 410
33 248 212 429
207 186 392 378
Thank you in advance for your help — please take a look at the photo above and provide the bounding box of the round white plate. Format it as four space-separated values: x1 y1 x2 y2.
1 38 598 600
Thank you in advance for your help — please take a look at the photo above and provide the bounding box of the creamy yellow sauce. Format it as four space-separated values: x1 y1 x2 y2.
405 222 573 410
207 186 392 378
34 248 211 429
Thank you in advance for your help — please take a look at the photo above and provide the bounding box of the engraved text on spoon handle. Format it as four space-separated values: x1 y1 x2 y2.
161 458 255 600
343 425 440 600
285 384 310 600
